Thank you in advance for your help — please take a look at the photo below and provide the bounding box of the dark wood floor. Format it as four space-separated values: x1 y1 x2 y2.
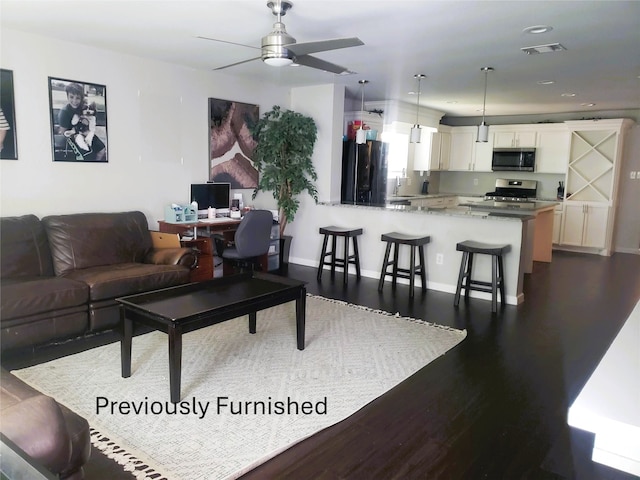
5 250 639 479
239 251 640 480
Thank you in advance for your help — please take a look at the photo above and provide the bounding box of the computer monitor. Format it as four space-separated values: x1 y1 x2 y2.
190 183 231 215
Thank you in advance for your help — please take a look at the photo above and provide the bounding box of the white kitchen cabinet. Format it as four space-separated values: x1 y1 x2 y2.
553 211 562 244
413 130 450 171
439 131 451 171
536 128 571 173
473 135 494 172
493 130 538 148
556 119 633 255
560 203 609 248
448 126 492 172
448 128 475 171
552 204 563 244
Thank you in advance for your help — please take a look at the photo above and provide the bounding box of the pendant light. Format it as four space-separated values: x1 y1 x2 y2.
356 79 368 144
410 74 426 143
477 67 493 143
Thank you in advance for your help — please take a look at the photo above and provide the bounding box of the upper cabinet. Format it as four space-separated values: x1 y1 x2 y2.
448 128 475 171
564 119 631 204
493 129 538 148
413 128 450 171
535 126 571 174
448 126 493 172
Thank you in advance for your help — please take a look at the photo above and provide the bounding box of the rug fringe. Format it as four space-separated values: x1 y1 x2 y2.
90 428 172 480
306 294 467 336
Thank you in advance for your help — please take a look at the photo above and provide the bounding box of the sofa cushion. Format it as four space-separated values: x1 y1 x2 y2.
1 215 54 278
1 277 88 320
63 262 190 301
42 211 153 276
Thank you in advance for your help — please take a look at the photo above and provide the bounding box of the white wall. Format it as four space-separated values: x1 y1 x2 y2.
0 28 289 225
290 84 344 203
614 125 640 253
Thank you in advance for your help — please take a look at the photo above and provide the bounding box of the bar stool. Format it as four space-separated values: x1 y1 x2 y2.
454 240 510 313
378 232 431 298
317 226 363 284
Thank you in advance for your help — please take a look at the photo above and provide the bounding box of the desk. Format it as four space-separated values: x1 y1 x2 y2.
158 218 269 278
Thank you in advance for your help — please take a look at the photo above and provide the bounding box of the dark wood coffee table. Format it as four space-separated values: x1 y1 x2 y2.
117 272 306 403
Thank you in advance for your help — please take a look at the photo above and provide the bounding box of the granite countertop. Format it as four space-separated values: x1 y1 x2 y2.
458 199 559 212
320 201 535 222
387 192 484 202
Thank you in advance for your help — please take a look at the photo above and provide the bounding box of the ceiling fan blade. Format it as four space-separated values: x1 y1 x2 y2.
287 37 363 56
214 56 262 71
197 36 260 51
293 54 351 74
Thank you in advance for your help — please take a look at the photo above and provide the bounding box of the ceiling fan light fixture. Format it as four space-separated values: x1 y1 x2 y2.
264 56 294 67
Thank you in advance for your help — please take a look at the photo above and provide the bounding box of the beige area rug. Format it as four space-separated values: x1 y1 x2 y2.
13 295 466 480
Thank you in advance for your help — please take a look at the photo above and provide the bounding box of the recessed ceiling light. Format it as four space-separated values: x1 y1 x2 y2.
537 80 555 85
523 25 553 34
446 101 458 104
581 103 596 107
561 93 576 97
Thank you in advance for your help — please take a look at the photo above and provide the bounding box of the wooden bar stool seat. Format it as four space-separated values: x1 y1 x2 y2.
454 240 510 313
317 226 363 284
378 232 431 298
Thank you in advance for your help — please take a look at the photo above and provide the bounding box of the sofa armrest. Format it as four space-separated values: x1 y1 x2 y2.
1 395 72 476
144 247 197 269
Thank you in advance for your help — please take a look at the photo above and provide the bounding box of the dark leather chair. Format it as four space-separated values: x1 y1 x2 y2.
215 210 273 272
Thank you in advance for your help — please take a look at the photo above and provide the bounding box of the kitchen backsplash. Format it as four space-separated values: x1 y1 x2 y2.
396 170 565 200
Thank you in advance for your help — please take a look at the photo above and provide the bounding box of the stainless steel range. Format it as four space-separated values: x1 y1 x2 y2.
485 179 537 203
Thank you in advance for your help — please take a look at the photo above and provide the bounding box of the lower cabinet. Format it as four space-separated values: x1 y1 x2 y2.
560 203 609 248
553 209 562 244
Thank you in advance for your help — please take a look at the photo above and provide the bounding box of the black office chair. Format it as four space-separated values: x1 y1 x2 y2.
214 210 274 273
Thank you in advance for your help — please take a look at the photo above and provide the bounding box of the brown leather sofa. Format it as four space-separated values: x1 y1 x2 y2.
1 211 197 354
0 368 91 479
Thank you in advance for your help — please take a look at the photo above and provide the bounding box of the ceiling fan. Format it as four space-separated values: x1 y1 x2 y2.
198 0 364 74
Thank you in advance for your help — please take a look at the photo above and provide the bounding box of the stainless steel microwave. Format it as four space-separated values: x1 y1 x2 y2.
492 148 536 172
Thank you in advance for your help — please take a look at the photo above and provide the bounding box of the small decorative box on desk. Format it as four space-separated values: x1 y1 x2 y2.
164 205 197 223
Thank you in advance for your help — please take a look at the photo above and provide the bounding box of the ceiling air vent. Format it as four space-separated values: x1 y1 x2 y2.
521 43 567 55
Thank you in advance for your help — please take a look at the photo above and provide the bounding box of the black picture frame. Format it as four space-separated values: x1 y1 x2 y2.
0 69 18 160
209 98 259 188
48 77 108 162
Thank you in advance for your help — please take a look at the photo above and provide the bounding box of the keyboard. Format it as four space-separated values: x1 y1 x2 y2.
198 217 237 224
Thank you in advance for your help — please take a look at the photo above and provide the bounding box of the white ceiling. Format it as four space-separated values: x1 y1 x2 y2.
2 0 639 118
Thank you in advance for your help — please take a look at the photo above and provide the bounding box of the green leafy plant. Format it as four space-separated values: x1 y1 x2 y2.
251 105 318 237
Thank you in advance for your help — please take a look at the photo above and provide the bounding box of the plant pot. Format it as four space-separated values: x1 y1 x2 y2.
279 235 292 275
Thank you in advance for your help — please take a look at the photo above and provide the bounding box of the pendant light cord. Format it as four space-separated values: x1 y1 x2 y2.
415 77 421 125
481 69 488 123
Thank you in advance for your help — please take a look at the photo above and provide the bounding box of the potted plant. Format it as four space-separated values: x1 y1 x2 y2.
251 105 319 270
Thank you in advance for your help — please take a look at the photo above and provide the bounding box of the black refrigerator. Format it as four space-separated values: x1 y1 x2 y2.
341 140 388 206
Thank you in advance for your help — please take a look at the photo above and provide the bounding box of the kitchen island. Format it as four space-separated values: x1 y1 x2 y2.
287 201 535 305
458 199 559 263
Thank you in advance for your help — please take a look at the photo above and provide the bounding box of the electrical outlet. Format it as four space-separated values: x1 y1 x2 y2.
436 253 444 265
473 178 479 186
631 171 637 180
